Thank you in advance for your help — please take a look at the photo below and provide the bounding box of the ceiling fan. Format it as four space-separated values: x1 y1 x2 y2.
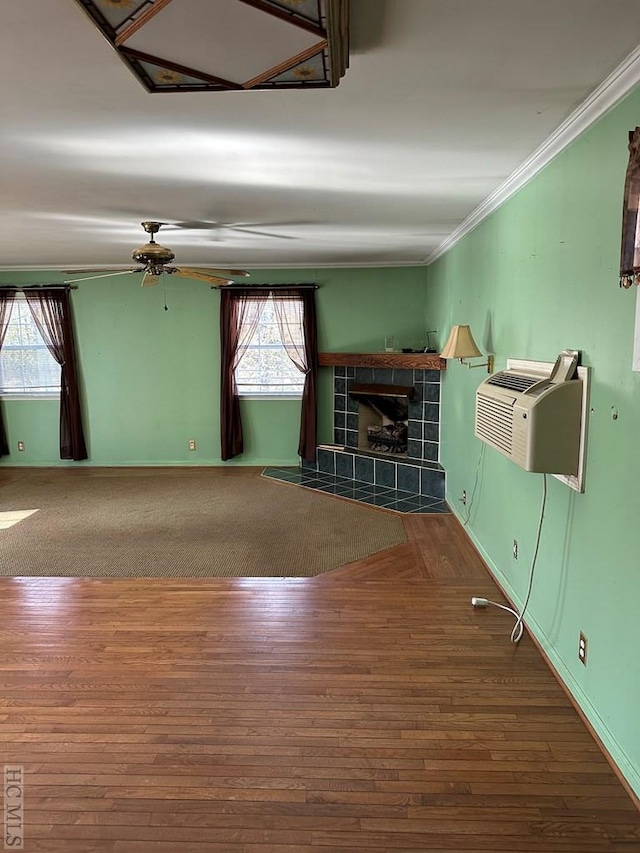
63 221 250 287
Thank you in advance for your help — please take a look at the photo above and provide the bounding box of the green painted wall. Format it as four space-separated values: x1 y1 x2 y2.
426 88 640 795
0 266 428 466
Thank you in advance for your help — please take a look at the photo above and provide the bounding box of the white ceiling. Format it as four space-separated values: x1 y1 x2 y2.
2 0 640 272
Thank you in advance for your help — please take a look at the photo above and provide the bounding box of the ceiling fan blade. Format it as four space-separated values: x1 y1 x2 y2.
172 267 234 286
227 226 296 240
233 221 314 228
167 221 295 240
61 267 141 275
62 270 140 283
182 267 250 278
141 272 160 287
167 220 220 230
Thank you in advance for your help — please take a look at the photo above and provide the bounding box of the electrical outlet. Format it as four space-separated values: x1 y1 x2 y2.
579 632 588 665
460 490 467 506
188 439 196 451
17 441 25 452
513 539 518 560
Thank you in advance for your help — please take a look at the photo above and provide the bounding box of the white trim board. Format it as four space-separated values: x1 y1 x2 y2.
426 45 640 265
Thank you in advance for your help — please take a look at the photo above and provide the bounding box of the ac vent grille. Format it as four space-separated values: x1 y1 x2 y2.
476 394 513 455
486 372 540 392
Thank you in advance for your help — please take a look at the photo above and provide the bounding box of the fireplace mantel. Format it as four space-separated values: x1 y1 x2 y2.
319 352 446 370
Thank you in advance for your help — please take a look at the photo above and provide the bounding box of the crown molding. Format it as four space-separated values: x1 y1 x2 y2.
425 44 640 265
0 260 428 273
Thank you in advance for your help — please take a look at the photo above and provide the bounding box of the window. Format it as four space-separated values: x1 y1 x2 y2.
221 285 317 461
235 295 305 396
0 295 60 397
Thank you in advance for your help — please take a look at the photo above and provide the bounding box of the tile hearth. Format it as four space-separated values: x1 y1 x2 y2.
262 467 449 514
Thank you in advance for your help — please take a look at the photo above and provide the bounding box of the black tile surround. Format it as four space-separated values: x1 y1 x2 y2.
280 365 448 513
334 365 441 464
310 445 445 501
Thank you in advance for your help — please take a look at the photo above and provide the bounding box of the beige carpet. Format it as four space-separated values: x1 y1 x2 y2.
0 468 407 578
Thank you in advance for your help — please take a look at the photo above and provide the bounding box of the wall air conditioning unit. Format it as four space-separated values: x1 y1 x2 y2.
475 350 587 482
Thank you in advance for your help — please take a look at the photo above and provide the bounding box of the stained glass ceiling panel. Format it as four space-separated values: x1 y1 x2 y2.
73 0 348 92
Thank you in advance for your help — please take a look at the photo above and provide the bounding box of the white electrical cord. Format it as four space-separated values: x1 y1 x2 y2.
461 442 485 526
471 473 548 644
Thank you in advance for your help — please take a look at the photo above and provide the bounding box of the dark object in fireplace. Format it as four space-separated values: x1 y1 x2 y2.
349 383 413 455
349 384 414 420
367 422 408 454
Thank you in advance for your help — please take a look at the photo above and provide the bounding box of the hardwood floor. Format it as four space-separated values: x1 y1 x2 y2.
0 503 638 851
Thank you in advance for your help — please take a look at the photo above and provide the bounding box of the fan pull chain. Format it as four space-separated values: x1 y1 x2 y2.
163 280 168 311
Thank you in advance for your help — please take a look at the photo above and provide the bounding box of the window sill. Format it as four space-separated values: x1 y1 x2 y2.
0 394 59 401
239 394 303 401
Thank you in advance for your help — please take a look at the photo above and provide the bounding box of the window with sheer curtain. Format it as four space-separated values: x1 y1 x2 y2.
220 286 318 462
0 287 87 460
234 295 305 397
0 294 60 397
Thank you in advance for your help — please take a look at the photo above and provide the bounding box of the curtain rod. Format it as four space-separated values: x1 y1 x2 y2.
212 283 319 291
0 285 77 291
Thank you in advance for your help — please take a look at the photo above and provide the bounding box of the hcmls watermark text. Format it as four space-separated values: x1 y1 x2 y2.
3 766 24 850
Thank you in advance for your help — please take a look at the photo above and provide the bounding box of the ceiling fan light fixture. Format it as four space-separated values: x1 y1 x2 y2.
131 241 175 266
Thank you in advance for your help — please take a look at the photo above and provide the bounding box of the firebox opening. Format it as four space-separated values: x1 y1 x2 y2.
349 383 414 457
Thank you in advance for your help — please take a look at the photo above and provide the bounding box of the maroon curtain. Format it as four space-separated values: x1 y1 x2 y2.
620 127 640 288
24 289 87 460
0 291 16 456
272 289 318 462
220 289 269 460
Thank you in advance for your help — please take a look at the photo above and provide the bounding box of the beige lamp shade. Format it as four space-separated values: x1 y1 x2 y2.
440 325 483 359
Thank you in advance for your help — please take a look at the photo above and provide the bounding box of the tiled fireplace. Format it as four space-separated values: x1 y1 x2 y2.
303 353 447 502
